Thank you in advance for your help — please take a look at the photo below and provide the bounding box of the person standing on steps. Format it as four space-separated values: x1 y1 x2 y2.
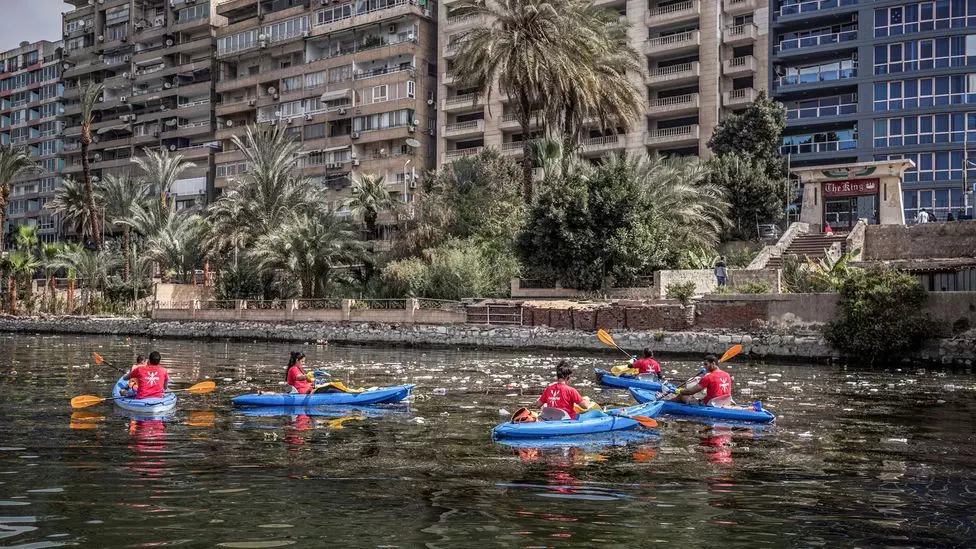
121 351 169 400
671 355 733 408
714 257 728 287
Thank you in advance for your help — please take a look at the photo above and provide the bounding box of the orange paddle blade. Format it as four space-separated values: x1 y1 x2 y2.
719 344 743 364
92 352 105 365
631 416 658 428
185 411 216 427
596 329 616 347
70 395 106 409
185 380 216 394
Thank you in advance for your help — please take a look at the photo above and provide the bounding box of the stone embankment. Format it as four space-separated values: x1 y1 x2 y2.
0 315 973 365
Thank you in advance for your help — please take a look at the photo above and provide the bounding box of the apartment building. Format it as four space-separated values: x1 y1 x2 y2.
213 0 437 212
770 0 975 223
60 0 220 211
0 40 64 245
437 0 769 165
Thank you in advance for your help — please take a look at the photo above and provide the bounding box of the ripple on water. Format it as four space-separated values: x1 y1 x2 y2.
217 542 296 548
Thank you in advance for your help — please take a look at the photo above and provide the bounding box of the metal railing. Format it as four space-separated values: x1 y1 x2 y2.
247 300 287 310
779 0 857 17
648 62 696 78
466 304 523 325
646 31 697 49
649 94 697 109
296 298 343 310
353 298 407 310
200 300 237 310
647 0 695 17
776 29 857 52
417 299 464 311
445 146 483 159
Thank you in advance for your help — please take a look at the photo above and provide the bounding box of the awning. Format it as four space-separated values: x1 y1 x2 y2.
96 124 128 134
324 145 350 152
320 88 351 102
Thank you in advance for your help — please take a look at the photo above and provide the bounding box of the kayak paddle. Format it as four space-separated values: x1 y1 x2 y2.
70 381 216 409
92 352 127 375
621 401 664 428
596 329 635 361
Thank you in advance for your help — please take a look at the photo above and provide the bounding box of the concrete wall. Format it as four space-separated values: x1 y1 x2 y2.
153 299 466 325
656 268 781 297
154 284 212 305
864 221 976 260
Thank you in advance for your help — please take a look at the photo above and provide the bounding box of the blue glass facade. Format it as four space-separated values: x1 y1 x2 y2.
771 0 976 221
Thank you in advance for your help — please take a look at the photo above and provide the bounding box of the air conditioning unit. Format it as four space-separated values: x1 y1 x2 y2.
247 99 256 106
166 39 174 47
98 35 105 42
424 8 431 17
122 72 130 78
120 96 127 102
352 158 360 166
169 144 177 151
154 16 165 27
389 25 397 34
409 181 417 189
93 153 102 161
134 21 145 30
226 119 234 127
351 131 360 139
122 55 130 62
338 108 346 115
304 114 313 121
407 125 415 133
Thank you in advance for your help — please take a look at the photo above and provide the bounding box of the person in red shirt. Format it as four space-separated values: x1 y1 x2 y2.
536 361 585 420
631 348 662 379
122 351 169 400
286 351 312 394
672 355 733 407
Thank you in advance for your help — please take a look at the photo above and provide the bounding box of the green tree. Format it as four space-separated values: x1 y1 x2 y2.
452 0 643 202
518 153 729 290
97 173 146 282
0 146 37 252
707 91 786 172
51 246 118 314
704 154 784 240
825 268 941 363
345 173 400 241
383 238 519 300
251 210 362 298
140 208 207 284
48 177 93 241
79 81 104 250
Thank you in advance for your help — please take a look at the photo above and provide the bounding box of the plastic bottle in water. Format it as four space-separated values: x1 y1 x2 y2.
432 388 447 396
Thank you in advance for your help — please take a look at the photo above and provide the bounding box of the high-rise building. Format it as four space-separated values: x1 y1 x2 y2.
0 40 64 245
213 0 437 219
770 0 975 223
60 0 219 213
436 0 770 164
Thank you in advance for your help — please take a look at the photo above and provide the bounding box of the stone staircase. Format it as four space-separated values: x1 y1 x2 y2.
765 233 848 269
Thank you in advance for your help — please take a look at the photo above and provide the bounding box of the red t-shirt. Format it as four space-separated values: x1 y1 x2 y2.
699 370 732 404
287 366 311 394
632 358 661 375
129 365 168 399
536 382 584 419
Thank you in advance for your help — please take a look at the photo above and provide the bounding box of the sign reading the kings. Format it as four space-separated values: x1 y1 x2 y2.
823 178 880 197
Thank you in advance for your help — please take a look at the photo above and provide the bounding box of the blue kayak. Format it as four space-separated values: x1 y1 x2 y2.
492 402 664 439
494 429 660 450
231 384 415 407
234 405 409 418
629 388 775 423
594 368 664 392
112 376 177 416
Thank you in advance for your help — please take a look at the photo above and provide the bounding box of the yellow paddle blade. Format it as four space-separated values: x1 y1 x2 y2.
596 329 616 347
327 416 364 430
92 352 105 365
631 415 658 428
185 381 216 394
69 411 105 430
186 411 216 427
719 344 744 364
70 395 106 409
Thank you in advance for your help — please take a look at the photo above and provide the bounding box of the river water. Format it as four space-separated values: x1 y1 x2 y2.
0 334 974 548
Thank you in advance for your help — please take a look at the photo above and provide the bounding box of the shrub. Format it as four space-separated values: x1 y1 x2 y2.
736 280 772 294
825 268 942 363
666 281 697 305
383 239 519 300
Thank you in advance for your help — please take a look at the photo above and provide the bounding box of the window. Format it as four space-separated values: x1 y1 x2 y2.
873 110 976 146
407 80 415 98
875 1 974 37
304 123 326 139
328 64 352 83
217 29 258 55
65 17 93 34
216 161 251 177
873 74 975 110
874 35 973 74
280 100 303 117
353 109 414 132
315 3 353 25
177 2 209 23
786 93 858 119
106 24 127 42
371 85 388 103
105 6 130 25
780 128 857 154
263 16 310 43
282 76 302 92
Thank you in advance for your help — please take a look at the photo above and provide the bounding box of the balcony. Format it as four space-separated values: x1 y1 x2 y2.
647 61 700 86
441 94 484 113
500 141 525 156
645 0 700 28
723 23 757 45
443 119 485 138
723 55 757 76
581 135 624 155
778 0 858 19
498 111 543 130
647 93 700 117
442 146 483 164
775 29 858 55
780 138 856 156
786 101 857 123
645 124 700 147
444 13 488 29
723 87 756 108
775 67 856 89
724 0 760 15
442 71 458 86
645 31 700 57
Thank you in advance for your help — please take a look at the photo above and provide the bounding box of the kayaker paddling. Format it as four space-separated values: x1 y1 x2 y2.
286 351 313 394
126 354 147 392
632 348 662 380
121 351 169 400
536 361 586 420
671 355 733 408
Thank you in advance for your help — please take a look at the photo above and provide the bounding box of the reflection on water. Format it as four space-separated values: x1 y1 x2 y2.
0 333 974 547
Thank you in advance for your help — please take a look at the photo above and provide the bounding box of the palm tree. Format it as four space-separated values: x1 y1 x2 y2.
5 251 40 314
97 173 146 281
452 0 642 202
79 81 105 250
0 146 37 252
48 177 94 241
52 245 118 314
344 173 401 241
13 225 39 255
131 148 195 212
252 210 362 298
140 208 207 284
39 242 60 312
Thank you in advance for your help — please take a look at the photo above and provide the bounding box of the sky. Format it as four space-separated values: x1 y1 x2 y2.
0 0 67 53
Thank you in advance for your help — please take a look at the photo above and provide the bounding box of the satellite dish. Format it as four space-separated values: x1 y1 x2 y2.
405 138 421 148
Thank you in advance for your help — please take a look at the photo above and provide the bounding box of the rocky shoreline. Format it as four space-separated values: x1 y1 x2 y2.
0 316 972 366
